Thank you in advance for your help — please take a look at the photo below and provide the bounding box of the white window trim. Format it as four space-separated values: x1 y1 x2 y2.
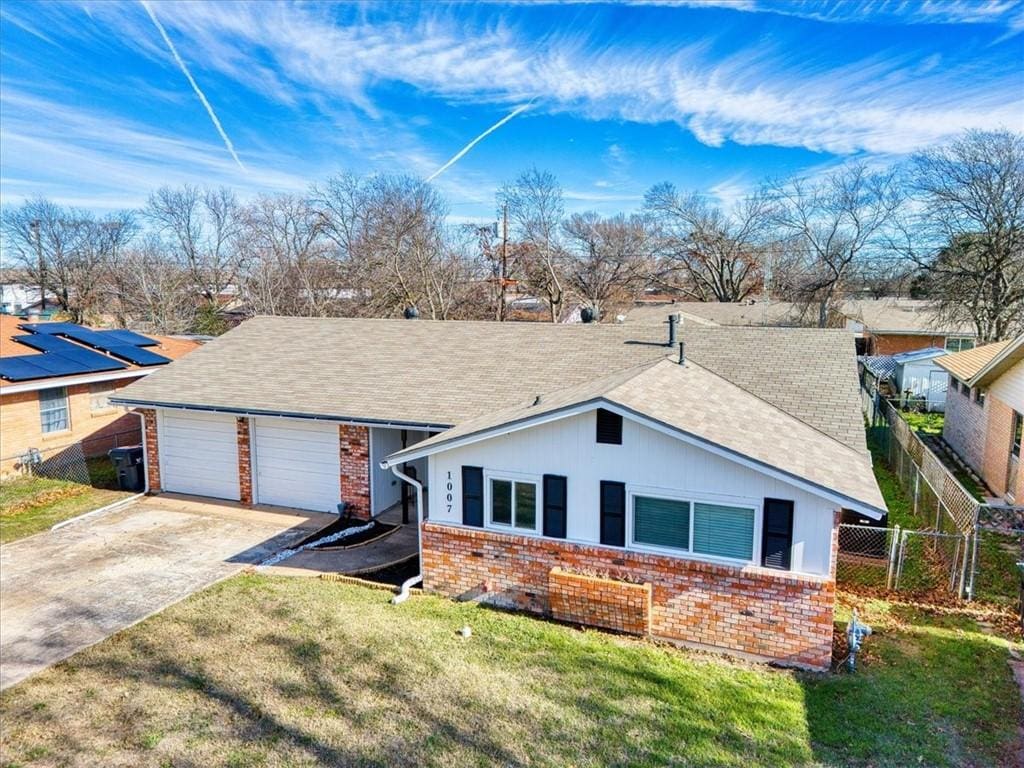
626 484 763 567
483 469 541 534
39 386 71 434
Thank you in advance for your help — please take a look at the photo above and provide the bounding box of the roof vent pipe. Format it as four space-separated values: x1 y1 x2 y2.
580 306 598 324
667 313 679 347
403 306 419 320
678 341 686 365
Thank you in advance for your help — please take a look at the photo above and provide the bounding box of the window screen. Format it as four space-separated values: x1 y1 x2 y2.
39 387 69 433
633 496 690 551
693 502 755 561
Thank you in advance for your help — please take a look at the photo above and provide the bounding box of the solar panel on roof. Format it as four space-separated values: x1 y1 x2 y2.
12 334 128 372
23 354 93 376
103 345 169 366
0 357 52 382
98 329 159 347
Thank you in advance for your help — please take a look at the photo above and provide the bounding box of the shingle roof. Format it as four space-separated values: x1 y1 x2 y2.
114 316 867 452
936 336 1024 386
626 300 806 327
385 358 885 516
840 299 975 335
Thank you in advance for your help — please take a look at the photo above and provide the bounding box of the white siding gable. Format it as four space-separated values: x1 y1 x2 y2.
427 410 839 577
990 358 1024 412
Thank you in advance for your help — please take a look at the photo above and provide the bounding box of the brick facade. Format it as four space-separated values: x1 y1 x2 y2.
422 521 837 670
869 333 947 356
339 424 371 519
236 417 253 506
942 384 987 474
141 408 161 493
983 396 1023 499
0 379 143 476
549 567 652 635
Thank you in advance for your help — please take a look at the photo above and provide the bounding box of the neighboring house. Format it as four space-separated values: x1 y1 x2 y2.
627 298 977 358
936 335 1024 504
842 298 976 356
0 283 59 317
861 348 949 412
0 316 199 476
112 316 885 671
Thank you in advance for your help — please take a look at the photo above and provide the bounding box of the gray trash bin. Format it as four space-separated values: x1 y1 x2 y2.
108 446 145 492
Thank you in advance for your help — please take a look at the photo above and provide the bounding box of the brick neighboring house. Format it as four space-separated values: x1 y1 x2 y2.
112 316 885 671
937 335 1024 504
0 316 198 477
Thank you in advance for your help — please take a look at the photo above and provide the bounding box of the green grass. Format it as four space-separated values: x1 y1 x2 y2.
900 410 945 436
0 470 131 543
976 531 1023 607
0 576 1020 767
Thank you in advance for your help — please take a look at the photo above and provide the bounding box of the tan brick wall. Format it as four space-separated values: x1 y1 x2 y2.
983 395 1022 499
1 379 143 476
237 417 253 506
339 424 371 519
549 567 652 635
422 521 836 670
870 333 946 356
942 384 987 474
141 408 161 492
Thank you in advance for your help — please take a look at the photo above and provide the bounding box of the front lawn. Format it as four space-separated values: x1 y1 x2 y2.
1 576 1019 767
0 473 131 543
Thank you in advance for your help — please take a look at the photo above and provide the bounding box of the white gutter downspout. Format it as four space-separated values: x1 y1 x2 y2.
386 462 424 604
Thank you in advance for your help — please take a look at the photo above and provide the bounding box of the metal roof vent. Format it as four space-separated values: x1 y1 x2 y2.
403 306 420 320
666 313 680 347
580 306 598 324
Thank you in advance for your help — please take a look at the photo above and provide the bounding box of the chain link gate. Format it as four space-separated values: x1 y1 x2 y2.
837 523 972 597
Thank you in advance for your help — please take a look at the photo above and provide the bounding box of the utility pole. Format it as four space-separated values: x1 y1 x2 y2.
29 220 44 316
498 202 508 322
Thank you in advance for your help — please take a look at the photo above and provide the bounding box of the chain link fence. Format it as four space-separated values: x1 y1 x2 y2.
1 428 141 490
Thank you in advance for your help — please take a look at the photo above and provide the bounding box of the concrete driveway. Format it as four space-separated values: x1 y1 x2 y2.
0 494 332 690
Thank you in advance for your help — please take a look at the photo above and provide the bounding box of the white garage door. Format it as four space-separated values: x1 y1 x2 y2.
253 418 340 513
159 410 239 500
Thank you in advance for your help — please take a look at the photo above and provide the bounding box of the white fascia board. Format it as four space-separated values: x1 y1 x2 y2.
382 399 887 520
0 368 150 395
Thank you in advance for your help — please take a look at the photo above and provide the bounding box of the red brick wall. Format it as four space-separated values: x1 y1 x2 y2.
942 384 987 475
549 567 652 635
983 395 1020 498
870 333 946 356
237 417 253 506
339 424 371 519
422 522 836 670
141 408 161 493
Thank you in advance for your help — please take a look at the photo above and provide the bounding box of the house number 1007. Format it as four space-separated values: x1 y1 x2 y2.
446 470 453 514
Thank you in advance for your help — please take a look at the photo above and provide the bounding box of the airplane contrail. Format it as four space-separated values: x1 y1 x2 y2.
425 101 534 182
139 0 246 171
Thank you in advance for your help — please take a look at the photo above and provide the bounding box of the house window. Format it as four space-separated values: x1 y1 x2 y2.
89 382 115 412
632 495 690 551
487 476 538 532
945 337 975 353
974 388 986 407
1013 412 1023 459
39 387 70 433
596 408 623 445
629 493 756 563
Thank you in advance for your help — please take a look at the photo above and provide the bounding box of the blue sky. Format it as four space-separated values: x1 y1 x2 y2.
1 0 1022 224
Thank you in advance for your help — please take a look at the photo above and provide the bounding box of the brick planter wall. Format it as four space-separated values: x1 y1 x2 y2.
422 522 837 670
339 424 371 519
237 417 253 506
549 567 652 635
141 408 161 493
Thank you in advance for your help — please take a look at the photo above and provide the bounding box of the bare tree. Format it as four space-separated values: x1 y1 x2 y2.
561 212 656 319
498 168 567 321
768 163 903 327
142 186 243 308
2 199 134 323
643 184 769 302
106 235 197 334
892 130 1024 341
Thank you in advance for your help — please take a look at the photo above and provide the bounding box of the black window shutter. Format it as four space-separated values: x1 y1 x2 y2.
596 408 622 445
761 498 794 570
543 474 568 538
600 481 626 547
462 466 484 527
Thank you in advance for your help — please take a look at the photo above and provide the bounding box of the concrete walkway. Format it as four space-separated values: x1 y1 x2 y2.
263 504 418 577
0 494 332 690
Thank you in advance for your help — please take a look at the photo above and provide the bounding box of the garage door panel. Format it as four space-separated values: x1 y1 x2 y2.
159 411 239 501
253 418 340 513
